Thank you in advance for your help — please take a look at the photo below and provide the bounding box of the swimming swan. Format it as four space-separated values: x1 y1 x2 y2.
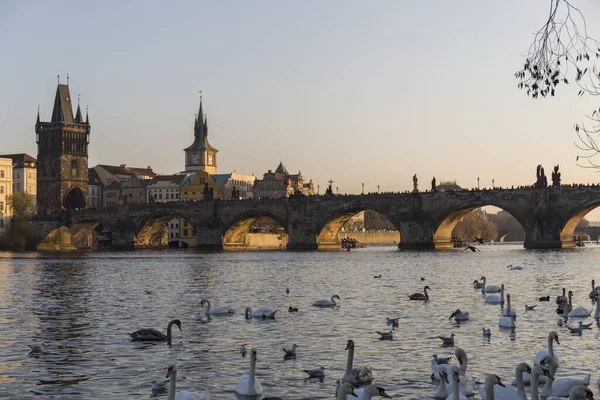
200 299 234 315
347 384 392 400
485 284 505 304
342 339 373 387
338 382 358 400
130 319 181 342
245 306 277 319
478 363 530 400
567 290 592 318
499 294 516 328
408 285 431 300
165 364 210 400
540 356 591 398
475 374 506 400
450 309 470 322
446 366 468 400
313 294 341 307
481 276 501 293
234 348 263 396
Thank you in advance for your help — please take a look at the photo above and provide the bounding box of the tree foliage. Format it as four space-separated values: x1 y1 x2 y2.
0 192 36 251
7 191 36 219
517 0 600 167
453 209 498 242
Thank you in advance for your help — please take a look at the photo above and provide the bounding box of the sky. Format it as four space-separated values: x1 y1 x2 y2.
1 1 600 213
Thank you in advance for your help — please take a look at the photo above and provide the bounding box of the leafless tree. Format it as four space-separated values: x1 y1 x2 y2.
516 0 600 167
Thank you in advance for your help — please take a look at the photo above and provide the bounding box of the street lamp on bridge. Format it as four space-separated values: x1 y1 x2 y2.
317 185 320 195
362 182 364 195
492 179 495 189
477 177 480 190
377 185 380 193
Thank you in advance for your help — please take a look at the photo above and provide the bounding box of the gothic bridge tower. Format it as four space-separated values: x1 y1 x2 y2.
36 78 90 215
184 93 218 174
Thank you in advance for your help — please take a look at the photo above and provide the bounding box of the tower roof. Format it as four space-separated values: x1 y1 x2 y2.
184 96 218 152
275 161 289 175
51 84 75 124
75 104 83 123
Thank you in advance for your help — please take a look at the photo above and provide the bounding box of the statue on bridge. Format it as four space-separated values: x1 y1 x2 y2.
413 174 419 193
431 177 436 192
552 165 561 187
535 164 548 189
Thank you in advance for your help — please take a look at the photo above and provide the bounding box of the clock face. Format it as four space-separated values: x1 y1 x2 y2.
208 155 213 165
191 154 200 164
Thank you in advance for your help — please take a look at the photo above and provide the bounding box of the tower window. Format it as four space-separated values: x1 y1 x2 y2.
0 170 4 178
71 160 79 179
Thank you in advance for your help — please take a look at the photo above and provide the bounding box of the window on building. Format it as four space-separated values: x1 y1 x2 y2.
0 186 3 194
0 170 3 178
175 223 179 229
27 173 31 179
71 160 79 179
183 229 188 236
0 201 4 211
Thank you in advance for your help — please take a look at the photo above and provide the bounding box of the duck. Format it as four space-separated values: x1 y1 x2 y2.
540 356 591 398
499 295 516 328
235 348 263 396
374 274 382 279
475 374 506 400
439 333 455 346
539 296 551 301
313 294 341 307
283 343 297 358
245 306 278 319
130 319 181 342
567 291 592 318
165 364 210 400
485 284 505 304
483 327 491 337
449 309 469 322
28 343 46 355
288 306 299 312
200 299 234 315
337 382 357 400
408 285 430 301
347 384 392 400
342 340 373 387
507 264 524 270
477 362 530 400
473 279 484 289
480 276 501 293
376 331 393 340
304 366 326 378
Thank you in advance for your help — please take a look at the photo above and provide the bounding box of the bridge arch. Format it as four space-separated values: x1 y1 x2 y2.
37 215 112 251
222 210 288 250
136 210 196 248
64 186 86 210
560 199 600 246
433 199 526 249
316 205 399 250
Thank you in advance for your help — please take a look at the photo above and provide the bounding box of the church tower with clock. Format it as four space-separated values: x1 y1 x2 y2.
184 94 218 175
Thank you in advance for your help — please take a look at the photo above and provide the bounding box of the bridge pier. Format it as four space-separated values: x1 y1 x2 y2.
523 216 565 249
197 226 223 251
287 224 318 250
397 221 436 250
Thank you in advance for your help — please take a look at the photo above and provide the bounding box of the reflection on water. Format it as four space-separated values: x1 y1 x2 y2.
0 246 599 398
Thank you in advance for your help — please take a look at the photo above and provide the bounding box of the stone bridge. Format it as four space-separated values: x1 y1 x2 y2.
32 186 600 250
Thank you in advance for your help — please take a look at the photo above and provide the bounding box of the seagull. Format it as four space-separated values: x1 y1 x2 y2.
464 245 480 252
557 319 564 327
304 366 326 378
439 333 455 346
376 331 393 340
239 344 247 357
386 317 399 329
483 327 491 337
473 237 486 245
569 323 584 335
525 304 537 311
433 354 452 365
283 343 298 358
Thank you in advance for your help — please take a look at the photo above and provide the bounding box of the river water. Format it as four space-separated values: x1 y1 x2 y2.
0 245 598 399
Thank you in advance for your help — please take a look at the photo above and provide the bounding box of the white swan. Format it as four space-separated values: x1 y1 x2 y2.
485 284 505 304
347 384 392 400
446 366 468 400
475 374 506 400
547 385 595 400
436 368 451 398
588 280 597 300
200 299 234 315
244 306 277 319
499 294 516 329
432 348 473 397
507 264 524 270
449 309 469 322
166 364 210 400
481 276 501 293
234 348 263 396
337 382 357 400
530 364 553 400
540 356 591 398
342 340 373 386
477 363 530 400
313 294 341 307
567 290 592 318
534 331 560 365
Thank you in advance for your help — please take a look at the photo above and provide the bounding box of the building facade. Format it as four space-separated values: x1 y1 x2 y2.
88 168 103 208
0 158 13 234
36 82 90 214
253 162 315 199
0 154 37 202
213 171 256 199
183 96 218 175
94 164 155 186
147 174 186 203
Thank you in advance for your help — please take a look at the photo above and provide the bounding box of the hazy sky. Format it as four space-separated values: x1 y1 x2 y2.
2 1 600 199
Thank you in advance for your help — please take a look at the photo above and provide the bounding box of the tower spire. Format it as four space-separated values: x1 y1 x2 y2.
75 94 83 123
195 90 205 137
85 105 89 125
36 105 40 124
67 72 70 86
